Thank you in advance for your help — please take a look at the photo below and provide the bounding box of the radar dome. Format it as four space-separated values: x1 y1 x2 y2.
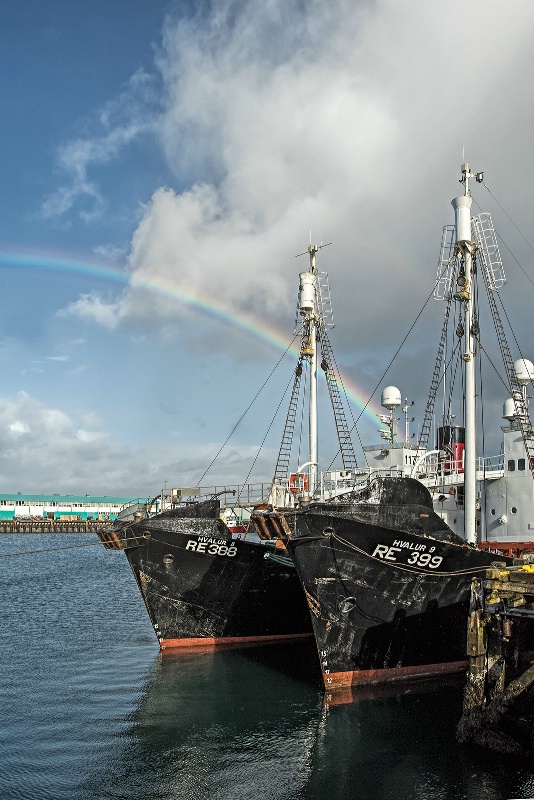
503 398 516 421
514 359 534 385
381 386 401 410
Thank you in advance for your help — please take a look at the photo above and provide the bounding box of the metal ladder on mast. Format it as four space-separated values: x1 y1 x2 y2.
416 224 458 456
316 269 357 470
318 322 358 470
416 295 455 456
272 264 357 485
474 214 534 475
272 361 304 486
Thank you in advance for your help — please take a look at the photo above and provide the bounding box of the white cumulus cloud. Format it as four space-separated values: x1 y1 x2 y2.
58 0 534 353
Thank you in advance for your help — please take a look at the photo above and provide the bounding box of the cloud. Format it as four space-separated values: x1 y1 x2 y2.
75 429 107 444
57 0 534 364
58 292 122 329
8 0 530 499
0 390 275 495
41 68 160 222
93 243 129 263
9 420 30 436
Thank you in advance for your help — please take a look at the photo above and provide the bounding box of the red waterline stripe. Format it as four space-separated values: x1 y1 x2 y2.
160 632 313 650
323 660 468 690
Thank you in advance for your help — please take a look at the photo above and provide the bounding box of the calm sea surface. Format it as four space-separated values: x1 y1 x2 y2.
1 533 534 800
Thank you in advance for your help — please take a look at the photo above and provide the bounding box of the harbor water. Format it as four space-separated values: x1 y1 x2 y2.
1 534 534 800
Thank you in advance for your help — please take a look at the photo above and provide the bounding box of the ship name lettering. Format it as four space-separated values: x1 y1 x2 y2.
392 540 426 551
198 536 226 545
371 544 402 561
185 539 237 557
371 544 443 569
407 551 443 569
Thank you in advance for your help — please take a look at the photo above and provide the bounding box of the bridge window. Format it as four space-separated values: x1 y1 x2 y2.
518 459 526 471
508 460 515 472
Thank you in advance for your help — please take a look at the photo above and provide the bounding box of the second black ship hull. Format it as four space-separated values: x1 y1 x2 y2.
281 478 511 690
102 499 312 650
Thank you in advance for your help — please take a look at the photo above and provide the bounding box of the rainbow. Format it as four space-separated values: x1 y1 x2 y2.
0 249 382 425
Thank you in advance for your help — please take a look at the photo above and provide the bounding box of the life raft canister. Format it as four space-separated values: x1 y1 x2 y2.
289 473 309 494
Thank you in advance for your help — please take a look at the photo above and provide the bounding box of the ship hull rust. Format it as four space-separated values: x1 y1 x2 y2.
284 477 511 689
109 499 313 649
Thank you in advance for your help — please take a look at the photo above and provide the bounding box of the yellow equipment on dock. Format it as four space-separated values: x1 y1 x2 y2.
458 564 534 754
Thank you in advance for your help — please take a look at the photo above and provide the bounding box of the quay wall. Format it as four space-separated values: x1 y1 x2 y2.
0 520 112 534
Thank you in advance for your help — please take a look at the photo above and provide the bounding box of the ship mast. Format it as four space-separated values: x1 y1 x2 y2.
300 244 319 494
272 244 356 500
452 164 479 544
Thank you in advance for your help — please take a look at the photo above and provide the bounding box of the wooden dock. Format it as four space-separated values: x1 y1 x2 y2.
457 564 534 753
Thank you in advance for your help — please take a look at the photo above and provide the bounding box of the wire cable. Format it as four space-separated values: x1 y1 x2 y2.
475 185 534 289
197 332 299 484
237 370 295 502
327 275 446 472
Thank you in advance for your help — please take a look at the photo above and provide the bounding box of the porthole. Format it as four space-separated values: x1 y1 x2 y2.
490 509 496 516
511 507 518 514
323 526 334 535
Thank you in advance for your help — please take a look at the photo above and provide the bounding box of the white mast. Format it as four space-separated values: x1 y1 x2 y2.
297 245 320 495
307 245 319 494
452 164 477 544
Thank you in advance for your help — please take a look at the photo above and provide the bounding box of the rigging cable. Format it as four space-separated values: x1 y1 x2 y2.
472 193 530 382
197 332 299 484
444 294 460 424
237 369 296 503
440 292 451 432
472 258 489 541
496 291 529 366
475 185 534 289
476 308 490 545
437 337 464 429
296 359 308 472
320 328 360 457
476 341 513 395
326 266 453 473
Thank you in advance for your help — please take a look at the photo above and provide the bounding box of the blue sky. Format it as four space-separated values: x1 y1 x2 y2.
1 0 534 496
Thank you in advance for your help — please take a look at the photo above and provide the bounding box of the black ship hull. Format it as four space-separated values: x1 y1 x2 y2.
103 499 312 650
283 478 510 690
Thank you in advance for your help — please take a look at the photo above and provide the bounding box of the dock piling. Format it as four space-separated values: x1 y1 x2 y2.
457 566 534 753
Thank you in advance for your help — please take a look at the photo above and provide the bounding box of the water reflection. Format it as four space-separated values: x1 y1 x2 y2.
81 643 324 800
81 643 534 800
2 536 534 800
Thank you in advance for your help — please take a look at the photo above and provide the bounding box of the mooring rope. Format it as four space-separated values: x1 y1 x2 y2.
0 533 149 558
